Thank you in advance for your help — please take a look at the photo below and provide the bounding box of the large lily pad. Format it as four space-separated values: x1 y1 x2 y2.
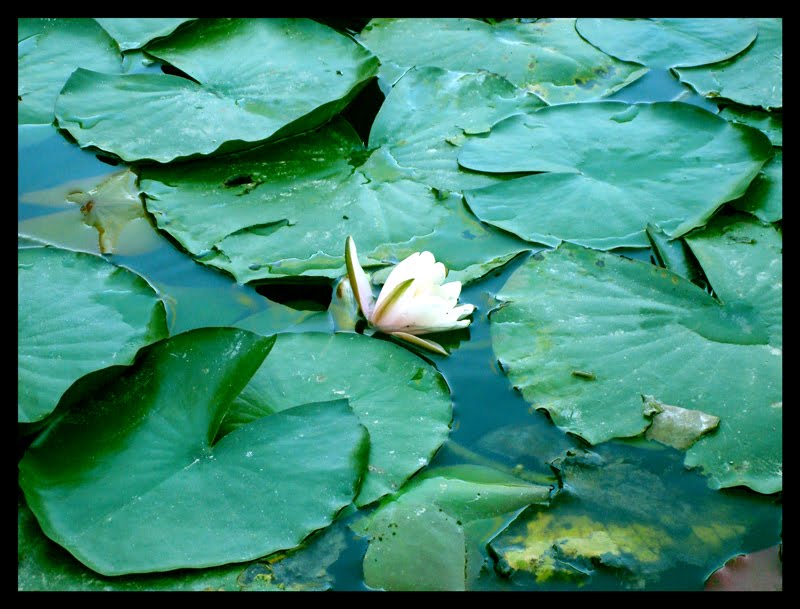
358 18 648 104
94 17 197 51
19 327 371 576
490 445 782 589
731 149 782 223
219 331 453 506
719 104 782 146
18 18 122 125
55 18 379 163
675 18 782 111
489 213 781 493
351 465 551 591
140 117 530 285
369 66 546 192
18 245 168 423
460 101 773 248
576 18 758 69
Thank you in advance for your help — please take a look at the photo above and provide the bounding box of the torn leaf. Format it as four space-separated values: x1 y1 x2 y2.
643 395 720 450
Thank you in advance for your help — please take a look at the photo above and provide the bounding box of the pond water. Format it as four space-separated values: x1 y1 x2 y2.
18 60 781 591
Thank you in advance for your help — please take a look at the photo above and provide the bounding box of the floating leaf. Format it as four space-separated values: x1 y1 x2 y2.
352 465 551 590
219 332 453 506
140 117 529 284
576 18 758 69
19 328 370 576
18 18 122 125
460 101 773 248
55 18 379 162
18 245 168 423
675 18 782 111
731 149 782 223
490 214 781 493
94 17 197 51
18 493 281 591
358 18 648 104
719 104 782 146
369 66 546 193
646 223 708 288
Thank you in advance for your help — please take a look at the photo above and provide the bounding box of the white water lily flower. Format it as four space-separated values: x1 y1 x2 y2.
345 236 475 355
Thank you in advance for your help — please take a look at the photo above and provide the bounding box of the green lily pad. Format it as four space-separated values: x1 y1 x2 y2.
646 223 708 289
19 327 371 576
358 18 648 104
55 18 379 163
675 18 782 111
731 149 782 223
489 214 781 493
576 18 758 69
460 101 773 248
219 332 453 506
18 493 283 591
18 18 122 125
18 245 168 423
491 445 782 588
369 66 546 193
351 465 551 591
140 117 530 285
94 17 197 51
719 104 782 146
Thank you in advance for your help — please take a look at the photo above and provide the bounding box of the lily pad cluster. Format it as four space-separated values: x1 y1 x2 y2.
18 17 780 590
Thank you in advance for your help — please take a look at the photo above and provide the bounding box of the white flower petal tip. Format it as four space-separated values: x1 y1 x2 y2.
344 238 475 352
344 235 375 320
390 331 449 356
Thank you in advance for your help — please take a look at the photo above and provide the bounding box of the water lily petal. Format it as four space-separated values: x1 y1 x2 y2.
390 331 449 356
374 250 445 312
371 277 416 327
345 235 375 319
377 296 474 335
